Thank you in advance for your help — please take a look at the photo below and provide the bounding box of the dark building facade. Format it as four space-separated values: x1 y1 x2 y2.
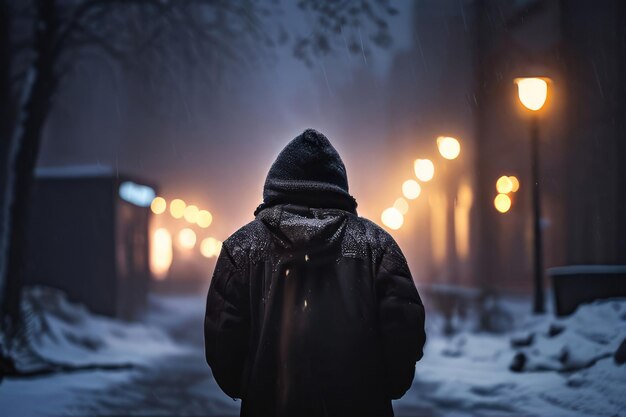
472 0 626 296
386 0 626 299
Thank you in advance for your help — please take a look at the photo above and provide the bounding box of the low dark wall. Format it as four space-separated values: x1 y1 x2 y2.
549 265 626 316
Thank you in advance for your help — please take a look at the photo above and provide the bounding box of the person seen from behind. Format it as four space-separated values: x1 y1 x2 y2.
204 129 426 417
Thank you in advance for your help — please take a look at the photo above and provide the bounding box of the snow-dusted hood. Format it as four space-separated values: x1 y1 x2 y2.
253 129 357 216
256 205 349 250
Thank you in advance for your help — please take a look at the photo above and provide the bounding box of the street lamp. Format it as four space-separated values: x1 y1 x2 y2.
437 136 461 160
381 207 404 230
414 159 435 182
514 76 550 314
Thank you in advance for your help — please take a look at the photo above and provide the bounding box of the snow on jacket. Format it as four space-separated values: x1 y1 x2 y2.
204 129 426 417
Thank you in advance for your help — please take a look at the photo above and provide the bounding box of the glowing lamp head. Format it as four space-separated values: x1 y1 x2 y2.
402 179 421 200
381 207 404 230
183 204 199 223
436 136 461 160
197 210 213 228
169 199 186 219
150 197 167 214
150 228 172 279
496 176 513 194
414 159 435 182
515 77 549 111
393 197 409 215
494 194 512 213
178 228 197 249
200 237 222 258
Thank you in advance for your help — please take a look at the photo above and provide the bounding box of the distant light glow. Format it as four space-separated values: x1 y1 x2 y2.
178 228 197 249
183 204 199 223
119 181 155 207
170 199 186 219
150 197 167 214
496 176 514 194
414 159 435 182
437 136 461 160
402 179 421 200
494 194 512 213
455 183 472 260
381 207 404 230
515 77 549 111
200 237 222 258
393 197 409 215
150 228 172 280
197 210 213 228
509 176 520 192
429 193 447 265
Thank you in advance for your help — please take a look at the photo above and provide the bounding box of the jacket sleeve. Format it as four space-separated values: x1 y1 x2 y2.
375 241 426 399
204 245 250 399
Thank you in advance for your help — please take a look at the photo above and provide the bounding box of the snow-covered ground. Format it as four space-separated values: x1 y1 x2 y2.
396 298 626 417
1 287 624 417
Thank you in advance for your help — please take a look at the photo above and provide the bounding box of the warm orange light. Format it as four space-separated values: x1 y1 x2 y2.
150 197 167 215
381 207 404 230
436 136 461 160
429 193 447 265
178 228 197 249
414 159 435 182
183 204 199 223
455 182 472 260
494 194 512 213
150 228 172 279
200 237 222 258
197 210 213 228
496 176 513 194
402 179 421 200
515 77 549 111
509 176 520 192
393 197 409 215
170 199 186 219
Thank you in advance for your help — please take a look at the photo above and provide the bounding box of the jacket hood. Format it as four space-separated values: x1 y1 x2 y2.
256 204 349 250
253 129 357 216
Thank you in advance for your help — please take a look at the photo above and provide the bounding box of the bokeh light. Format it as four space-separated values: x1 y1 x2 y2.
414 159 435 182
197 210 213 228
170 199 186 219
381 207 404 230
393 197 409 215
494 194 512 213
150 228 172 279
436 136 461 160
402 179 421 200
183 204 199 223
150 197 167 214
178 228 197 249
496 176 513 194
200 237 222 258
509 176 520 192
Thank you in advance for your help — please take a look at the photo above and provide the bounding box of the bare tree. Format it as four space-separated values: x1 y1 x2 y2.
0 0 396 375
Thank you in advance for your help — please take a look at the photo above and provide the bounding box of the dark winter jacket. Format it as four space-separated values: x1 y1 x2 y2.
204 129 426 417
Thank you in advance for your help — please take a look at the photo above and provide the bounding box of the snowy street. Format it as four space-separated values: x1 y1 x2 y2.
1 288 624 417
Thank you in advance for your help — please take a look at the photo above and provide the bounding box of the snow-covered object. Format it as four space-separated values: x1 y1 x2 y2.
513 299 626 372
19 286 186 367
396 299 626 417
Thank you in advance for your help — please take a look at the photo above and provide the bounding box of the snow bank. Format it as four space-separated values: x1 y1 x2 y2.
511 299 626 372
19 286 187 367
396 299 626 417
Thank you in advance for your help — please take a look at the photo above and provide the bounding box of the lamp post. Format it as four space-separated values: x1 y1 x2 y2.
436 137 461 287
514 77 549 314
